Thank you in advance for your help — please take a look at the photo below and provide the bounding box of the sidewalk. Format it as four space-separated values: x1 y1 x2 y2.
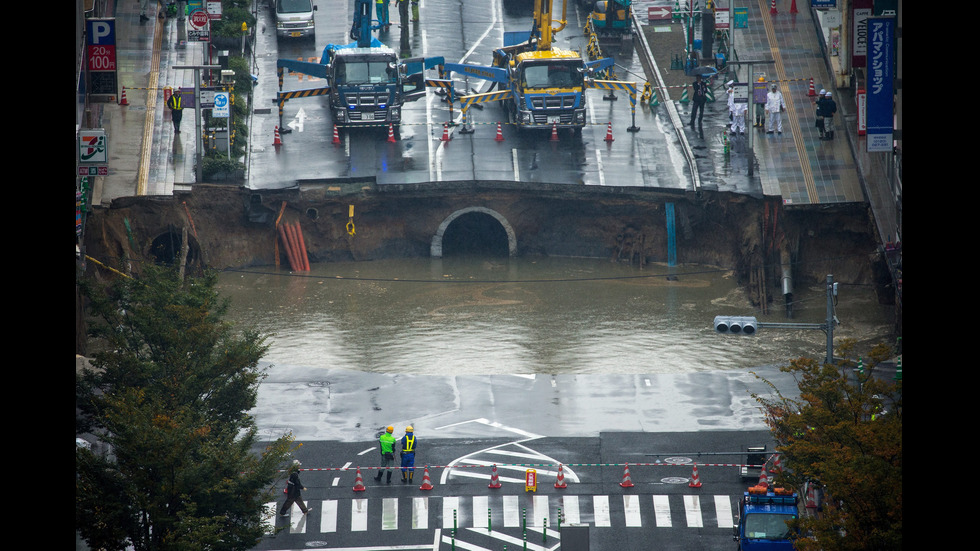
92 0 202 206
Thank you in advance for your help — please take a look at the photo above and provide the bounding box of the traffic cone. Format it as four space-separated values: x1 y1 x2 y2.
494 121 504 142
554 464 567 489
679 85 690 103
772 454 783 475
619 463 634 488
805 482 818 508
332 124 341 145
441 122 450 142
488 464 502 489
604 121 615 143
791 0 799 14
119 86 129 106
353 467 366 492
807 78 815 97
419 466 434 490
688 463 702 488
273 126 282 147
387 123 396 143
550 122 559 142
757 465 769 490
770 0 777 15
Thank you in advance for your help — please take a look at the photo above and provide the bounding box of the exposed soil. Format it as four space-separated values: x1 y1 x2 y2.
81 183 891 312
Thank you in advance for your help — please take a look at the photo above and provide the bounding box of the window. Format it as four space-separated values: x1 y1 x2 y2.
744 513 795 540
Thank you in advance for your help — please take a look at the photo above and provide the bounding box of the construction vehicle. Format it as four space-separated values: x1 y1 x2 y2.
443 0 638 134
586 1 634 51
274 0 443 132
733 485 800 550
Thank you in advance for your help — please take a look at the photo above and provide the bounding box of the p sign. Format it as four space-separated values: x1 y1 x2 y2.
86 18 119 96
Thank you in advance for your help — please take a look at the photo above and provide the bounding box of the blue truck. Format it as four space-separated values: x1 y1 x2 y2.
733 488 800 550
274 0 442 132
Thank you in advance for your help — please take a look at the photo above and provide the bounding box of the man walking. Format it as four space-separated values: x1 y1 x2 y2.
818 91 837 140
765 83 786 134
279 460 311 517
376 0 390 31
374 426 397 484
399 425 418 484
167 90 183 134
689 74 708 138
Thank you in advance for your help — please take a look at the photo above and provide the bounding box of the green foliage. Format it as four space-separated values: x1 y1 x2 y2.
753 340 902 551
76 265 296 551
212 6 256 38
201 155 246 180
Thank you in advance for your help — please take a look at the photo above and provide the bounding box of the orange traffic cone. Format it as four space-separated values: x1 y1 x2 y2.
805 482 818 508
757 465 769 490
387 123 396 143
550 122 559 142
807 78 815 97
273 126 282 147
772 454 783 474
604 121 615 143
619 463 634 488
488 464 502 489
353 467 366 492
554 464 567 489
332 123 341 145
119 86 129 106
494 121 504 142
688 463 702 488
441 122 450 142
419 466 434 490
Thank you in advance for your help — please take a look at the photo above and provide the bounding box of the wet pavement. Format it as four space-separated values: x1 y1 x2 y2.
87 0 899 248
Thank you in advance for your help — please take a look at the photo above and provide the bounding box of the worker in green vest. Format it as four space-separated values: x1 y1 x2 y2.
399 425 417 484
373 426 397 484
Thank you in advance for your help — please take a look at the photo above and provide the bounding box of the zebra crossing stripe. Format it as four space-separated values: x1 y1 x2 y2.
653 495 671 527
593 495 611 527
623 495 642 527
351 498 368 531
684 495 703 527
265 493 737 535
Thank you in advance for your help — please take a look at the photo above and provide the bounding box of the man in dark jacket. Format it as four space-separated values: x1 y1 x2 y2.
689 75 709 138
817 91 838 140
279 460 311 516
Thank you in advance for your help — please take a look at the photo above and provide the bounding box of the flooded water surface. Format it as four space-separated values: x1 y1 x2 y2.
218 257 894 374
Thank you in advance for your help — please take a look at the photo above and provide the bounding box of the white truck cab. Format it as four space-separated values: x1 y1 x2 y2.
274 0 316 39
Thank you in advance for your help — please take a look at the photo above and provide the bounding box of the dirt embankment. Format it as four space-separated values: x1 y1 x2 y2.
81 183 885 307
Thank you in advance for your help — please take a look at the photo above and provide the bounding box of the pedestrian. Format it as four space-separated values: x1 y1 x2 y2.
819 91 837 140
376 0 390 31
167 89 183 134
411 0 419 22
689 74 708 137
279 460 311 517
399 425 417 484
732 96 747 135
374 425 397 484
140 0 150 22
754 77 766 129
726 80 735 125
814 89 826 138
397 0 409 26
765 83 785 134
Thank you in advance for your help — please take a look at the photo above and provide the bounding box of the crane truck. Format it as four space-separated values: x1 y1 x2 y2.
274 0 443 132
733 485 800 551
443 0 639 134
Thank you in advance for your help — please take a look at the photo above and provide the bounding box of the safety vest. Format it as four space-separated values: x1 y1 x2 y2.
403 435 415 452
168 94 183 111
379 433 395 453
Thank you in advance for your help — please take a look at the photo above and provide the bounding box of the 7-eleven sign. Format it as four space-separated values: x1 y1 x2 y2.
78 129 108 164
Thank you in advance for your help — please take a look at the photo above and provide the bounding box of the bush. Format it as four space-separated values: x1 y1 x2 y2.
201 155 246 181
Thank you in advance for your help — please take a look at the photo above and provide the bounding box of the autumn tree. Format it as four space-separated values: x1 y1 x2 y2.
753 340 902 551
76 265 295 551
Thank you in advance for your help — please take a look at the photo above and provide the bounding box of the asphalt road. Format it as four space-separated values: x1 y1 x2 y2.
254 430 776 551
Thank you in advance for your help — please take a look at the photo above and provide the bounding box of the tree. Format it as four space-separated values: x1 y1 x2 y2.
76 265 295 551
753 340 902 551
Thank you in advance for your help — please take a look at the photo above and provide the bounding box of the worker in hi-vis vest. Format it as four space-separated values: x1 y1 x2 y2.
399 426 417 484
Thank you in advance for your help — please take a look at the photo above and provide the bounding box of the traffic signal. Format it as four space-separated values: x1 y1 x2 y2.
713 316 758 335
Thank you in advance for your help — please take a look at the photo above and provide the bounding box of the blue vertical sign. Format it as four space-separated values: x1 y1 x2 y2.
866 17 894 152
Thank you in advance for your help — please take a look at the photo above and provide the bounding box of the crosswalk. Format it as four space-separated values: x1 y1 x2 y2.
265 493 736 535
